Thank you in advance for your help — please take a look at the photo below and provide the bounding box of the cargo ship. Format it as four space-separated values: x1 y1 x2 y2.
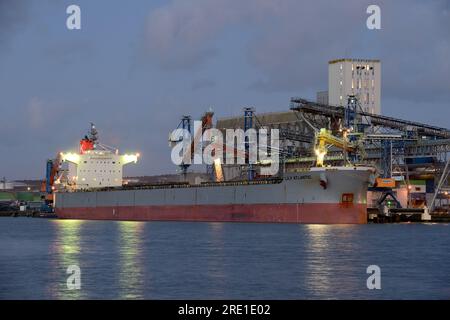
51 124 375 224
55 167 374 224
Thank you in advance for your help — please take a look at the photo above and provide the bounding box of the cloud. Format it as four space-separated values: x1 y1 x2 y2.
144 0 450 103
24 97 80 133
378 0 450 102
26 97 45 129
42 39 95 65
0 0 30 50
144 0 366 78
2 0 449 180
245 0 450 101
191 78 216 90
144 0 281 69
246 0 368 92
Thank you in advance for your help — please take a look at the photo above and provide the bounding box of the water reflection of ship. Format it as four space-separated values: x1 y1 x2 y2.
118 221 145 299
205 223 227 298
49 220 84 300
302 225 362 299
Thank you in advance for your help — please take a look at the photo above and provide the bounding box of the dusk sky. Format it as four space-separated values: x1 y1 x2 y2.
1 0 449 180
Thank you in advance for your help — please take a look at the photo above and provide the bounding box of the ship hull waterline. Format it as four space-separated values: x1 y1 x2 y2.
56 203 367 224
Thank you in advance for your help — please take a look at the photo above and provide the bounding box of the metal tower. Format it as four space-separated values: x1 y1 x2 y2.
180 115 192 176
244 107 255 181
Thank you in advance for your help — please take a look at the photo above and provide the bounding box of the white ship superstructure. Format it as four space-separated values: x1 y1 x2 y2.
60 124 139 190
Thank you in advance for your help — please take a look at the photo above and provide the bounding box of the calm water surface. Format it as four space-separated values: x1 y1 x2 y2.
0 217 449 299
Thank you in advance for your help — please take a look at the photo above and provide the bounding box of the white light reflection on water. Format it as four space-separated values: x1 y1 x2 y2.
302 224 363 299
205 222 227 298
303 225 333 297
48 219 85 299
117 221 145 299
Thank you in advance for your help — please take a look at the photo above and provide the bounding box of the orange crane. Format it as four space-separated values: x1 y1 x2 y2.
41 153 63 203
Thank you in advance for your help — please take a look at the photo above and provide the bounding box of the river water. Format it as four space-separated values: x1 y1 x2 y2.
0 217 449 299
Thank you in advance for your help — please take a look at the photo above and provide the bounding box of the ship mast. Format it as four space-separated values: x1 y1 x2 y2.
89 123 98 149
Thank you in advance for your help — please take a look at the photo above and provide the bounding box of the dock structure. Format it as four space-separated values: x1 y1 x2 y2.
368 207 431 223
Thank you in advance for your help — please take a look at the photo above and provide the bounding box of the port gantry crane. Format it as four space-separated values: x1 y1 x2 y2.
289 96 450 168
169 111 218 179
171 108 277 182
170 108 291 183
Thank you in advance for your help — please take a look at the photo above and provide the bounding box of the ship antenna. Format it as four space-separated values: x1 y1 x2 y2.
89 122 98 145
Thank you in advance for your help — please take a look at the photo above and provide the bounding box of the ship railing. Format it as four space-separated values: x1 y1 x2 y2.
61 177 284 193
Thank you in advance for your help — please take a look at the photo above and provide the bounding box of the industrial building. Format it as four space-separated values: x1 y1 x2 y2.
0 178 44 216
327 59 381 114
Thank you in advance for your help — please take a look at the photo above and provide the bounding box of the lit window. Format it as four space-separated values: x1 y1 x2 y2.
340 64 343 70
351 79 354 89
351 64 354 71
340 80 343 86
340 95 343 101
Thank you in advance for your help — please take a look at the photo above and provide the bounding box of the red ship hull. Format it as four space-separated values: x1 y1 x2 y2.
56 203 367 224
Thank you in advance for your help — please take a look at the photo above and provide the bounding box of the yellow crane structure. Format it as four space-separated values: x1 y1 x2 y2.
314 128 357 167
